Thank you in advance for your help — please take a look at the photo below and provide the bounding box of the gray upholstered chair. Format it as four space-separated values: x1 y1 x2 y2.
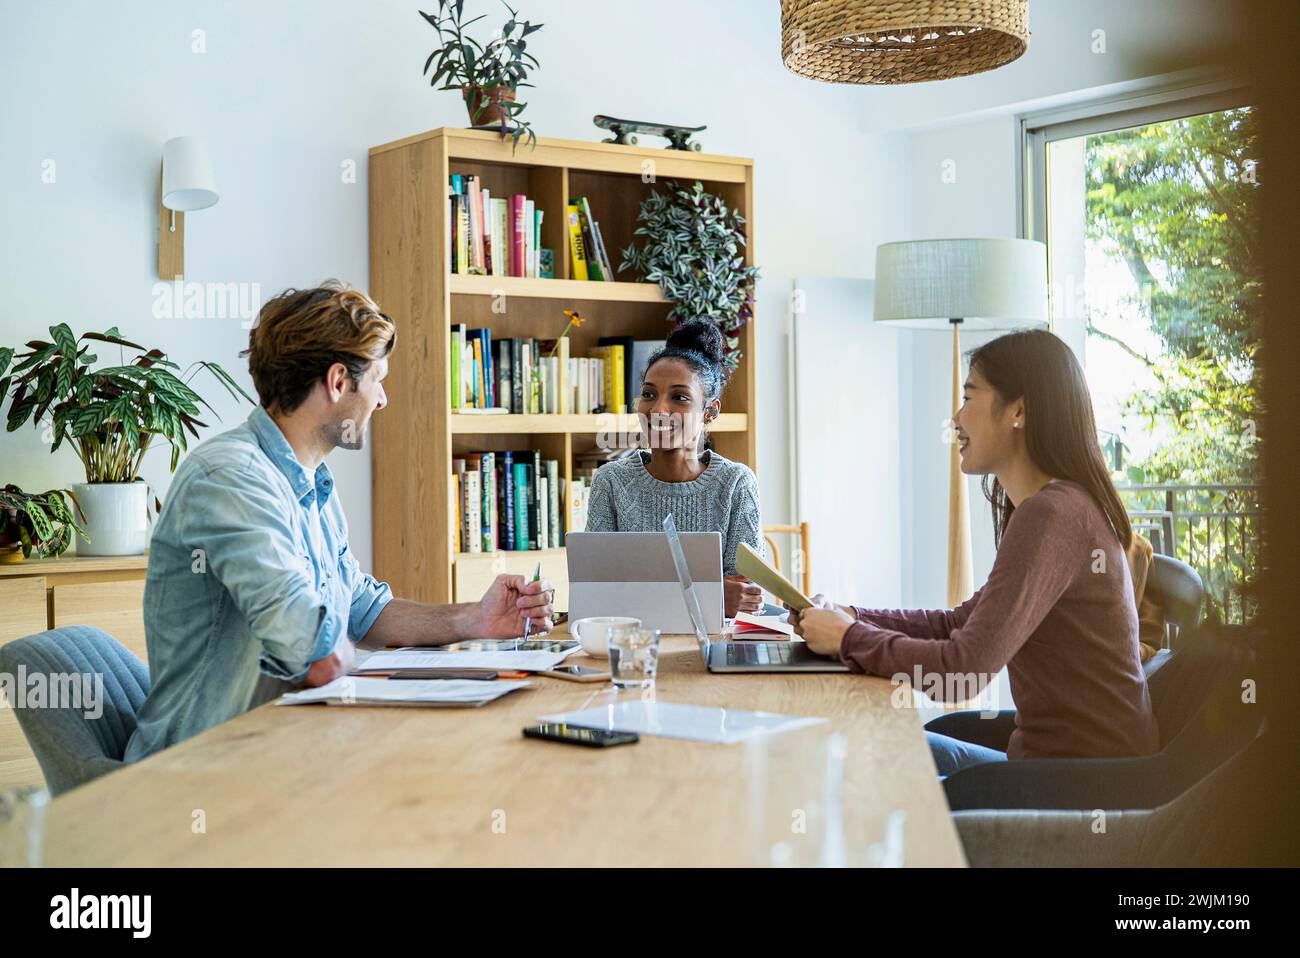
924 551 1209 803
0 625 150 795
953 723 1266 866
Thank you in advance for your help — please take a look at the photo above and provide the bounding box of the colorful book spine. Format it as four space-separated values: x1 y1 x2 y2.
511 338 523 413
513 462 530 550
502 451 516 550
577 197 609 281
480 451 495 552
471 336 483 407
574 198 604 281
567 205 589 281
450 326 461 409
546 459 560 549
512 194 527 278
462 456 482 554
531 450 543 549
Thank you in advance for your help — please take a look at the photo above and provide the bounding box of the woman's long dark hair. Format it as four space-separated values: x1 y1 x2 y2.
967 329 1132 550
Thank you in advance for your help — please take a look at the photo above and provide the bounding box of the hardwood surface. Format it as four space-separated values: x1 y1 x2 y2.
50 579 148 664
40 630 965 867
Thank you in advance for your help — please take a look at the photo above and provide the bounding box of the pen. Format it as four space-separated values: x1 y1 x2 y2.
521 560 542 641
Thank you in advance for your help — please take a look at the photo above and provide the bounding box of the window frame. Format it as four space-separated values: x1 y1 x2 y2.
1017 79 1255 295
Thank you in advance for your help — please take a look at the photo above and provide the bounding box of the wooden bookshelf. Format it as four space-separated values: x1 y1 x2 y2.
368 128 757 605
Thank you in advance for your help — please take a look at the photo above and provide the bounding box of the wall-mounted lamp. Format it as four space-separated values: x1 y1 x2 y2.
158 136 219 280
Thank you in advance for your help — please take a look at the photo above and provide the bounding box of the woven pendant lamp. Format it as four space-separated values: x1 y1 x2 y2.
781 0 1029 84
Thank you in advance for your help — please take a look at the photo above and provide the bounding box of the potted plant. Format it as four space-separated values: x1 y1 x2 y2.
0 325 252 556
620 181 761 374
0 485 85 562
420 0 543 150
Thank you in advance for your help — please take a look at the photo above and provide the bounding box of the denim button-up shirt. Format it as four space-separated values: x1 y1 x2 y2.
125 406 393 761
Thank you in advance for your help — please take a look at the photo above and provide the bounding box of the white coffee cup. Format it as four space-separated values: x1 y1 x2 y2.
570 616 641 658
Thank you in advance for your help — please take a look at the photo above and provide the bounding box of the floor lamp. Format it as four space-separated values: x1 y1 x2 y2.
873 239 1049 607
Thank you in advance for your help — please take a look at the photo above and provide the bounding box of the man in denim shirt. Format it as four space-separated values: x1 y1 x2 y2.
125 282 554 760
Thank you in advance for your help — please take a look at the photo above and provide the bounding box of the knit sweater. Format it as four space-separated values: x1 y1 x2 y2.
841 479 1160 761
584 449 761 575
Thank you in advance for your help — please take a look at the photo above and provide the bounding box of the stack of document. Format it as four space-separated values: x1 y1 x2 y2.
278 676 533 708
354 650 569 674
732 610 795 639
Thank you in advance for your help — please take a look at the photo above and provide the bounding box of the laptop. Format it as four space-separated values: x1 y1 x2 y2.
661 515 850 674
566 530 724 634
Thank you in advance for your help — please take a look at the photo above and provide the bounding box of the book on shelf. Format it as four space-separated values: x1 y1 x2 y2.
566 205 589 281
454 450 566 553
448 175 546 278
574 197 614 281
449 330 621 415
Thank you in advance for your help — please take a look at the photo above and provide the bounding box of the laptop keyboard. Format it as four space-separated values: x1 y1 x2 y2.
725 643 796 666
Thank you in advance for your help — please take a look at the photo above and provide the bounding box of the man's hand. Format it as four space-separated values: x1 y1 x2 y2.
471 574 556 638
724 575 764 617
788 606 855 657
303 635 357 687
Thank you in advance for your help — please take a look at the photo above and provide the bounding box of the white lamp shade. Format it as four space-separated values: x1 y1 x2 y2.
873 238 1048 330
161 136 219 211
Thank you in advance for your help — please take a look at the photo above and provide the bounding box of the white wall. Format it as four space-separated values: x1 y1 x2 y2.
888 6 1242 608
0 0 906 572
0 0 1240 595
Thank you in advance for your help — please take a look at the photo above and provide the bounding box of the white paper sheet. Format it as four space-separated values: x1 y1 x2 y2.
537 700 825 745
277 676 533 707
354 650 568 673
733 611 796 637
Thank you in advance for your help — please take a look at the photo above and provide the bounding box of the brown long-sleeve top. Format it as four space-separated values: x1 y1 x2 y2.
841 480 1160 760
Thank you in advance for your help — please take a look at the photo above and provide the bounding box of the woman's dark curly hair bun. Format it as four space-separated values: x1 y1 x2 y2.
666 319 726 366
646 320 728 404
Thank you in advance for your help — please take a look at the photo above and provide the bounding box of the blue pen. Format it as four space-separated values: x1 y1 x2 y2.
521 560 542 641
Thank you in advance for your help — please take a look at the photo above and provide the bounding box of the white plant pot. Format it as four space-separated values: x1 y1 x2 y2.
70 482 150 556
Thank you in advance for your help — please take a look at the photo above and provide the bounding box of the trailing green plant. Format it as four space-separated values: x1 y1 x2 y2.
0 484 86 559
0 325 253 483
620 180 760 374
420 0 543 151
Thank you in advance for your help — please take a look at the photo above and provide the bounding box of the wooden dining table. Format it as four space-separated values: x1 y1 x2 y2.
41 628 967 867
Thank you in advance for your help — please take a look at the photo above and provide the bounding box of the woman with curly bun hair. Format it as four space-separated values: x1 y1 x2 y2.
585 320 765 618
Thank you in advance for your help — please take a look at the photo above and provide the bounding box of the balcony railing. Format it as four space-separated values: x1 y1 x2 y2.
1118 484 1260 625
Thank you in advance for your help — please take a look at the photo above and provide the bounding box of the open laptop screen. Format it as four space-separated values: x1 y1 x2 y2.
663 514 710 643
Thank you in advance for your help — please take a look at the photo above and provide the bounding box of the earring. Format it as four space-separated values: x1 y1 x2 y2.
1013 421 1021 429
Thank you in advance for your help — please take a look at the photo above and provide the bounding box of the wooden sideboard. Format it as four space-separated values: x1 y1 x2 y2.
0 554 147 792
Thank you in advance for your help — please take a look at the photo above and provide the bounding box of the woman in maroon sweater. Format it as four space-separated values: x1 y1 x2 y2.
790 330 1159 774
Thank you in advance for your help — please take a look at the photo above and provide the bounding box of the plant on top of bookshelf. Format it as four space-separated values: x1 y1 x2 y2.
620 180 759 373
420 0 543 151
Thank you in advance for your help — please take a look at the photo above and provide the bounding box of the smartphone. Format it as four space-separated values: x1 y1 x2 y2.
538 664 611 683
523 724 639 748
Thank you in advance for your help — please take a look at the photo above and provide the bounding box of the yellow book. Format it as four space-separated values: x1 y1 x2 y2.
451 473 461 555
567 205 589 281
610 344 625 412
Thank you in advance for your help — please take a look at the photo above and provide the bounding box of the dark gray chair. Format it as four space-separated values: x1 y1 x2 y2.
925 550 1208 791
932 622 1259 812
1146 552 1204 650
0 625 150 795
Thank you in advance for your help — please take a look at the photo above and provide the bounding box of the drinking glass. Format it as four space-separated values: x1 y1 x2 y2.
608 626 661 689
0 785 50 868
